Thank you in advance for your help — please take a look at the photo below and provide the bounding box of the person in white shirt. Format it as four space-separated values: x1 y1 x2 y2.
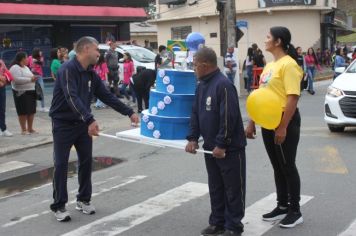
9 52 38 135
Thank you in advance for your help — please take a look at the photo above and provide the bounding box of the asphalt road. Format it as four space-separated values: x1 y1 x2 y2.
0 80 356 236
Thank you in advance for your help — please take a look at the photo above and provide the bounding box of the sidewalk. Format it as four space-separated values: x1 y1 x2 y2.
0 90 136 157
0 67 334 157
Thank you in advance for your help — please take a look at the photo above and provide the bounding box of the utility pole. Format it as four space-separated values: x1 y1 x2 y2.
225 0 237 51
218 0 236 56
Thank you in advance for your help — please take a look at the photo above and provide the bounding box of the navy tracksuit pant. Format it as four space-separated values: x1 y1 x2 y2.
205 149 246 233
50 120 93 212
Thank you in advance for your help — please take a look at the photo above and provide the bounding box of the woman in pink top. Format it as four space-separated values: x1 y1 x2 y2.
94 54 109 108
121 52 136 103
29 48 48 111
304 48 321 95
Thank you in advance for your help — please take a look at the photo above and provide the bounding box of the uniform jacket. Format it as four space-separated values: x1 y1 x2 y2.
50 58 133 124
187 69 246 152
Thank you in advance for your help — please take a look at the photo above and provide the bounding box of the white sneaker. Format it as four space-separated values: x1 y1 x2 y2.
76 201 96 215
0 130 13 137
39 107 50 112
54 207 71 222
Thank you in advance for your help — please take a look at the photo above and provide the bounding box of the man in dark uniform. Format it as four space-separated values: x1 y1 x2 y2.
185 47 247 236
49 36 139 222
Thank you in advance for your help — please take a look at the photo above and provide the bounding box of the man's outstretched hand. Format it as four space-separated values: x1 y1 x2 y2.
130 113 140 127
88 121 99 137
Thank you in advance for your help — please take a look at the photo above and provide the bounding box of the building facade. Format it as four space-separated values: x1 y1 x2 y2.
0 0 147 76
152 0 351 63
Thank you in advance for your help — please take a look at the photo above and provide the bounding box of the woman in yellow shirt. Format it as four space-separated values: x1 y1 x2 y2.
245 26 303 228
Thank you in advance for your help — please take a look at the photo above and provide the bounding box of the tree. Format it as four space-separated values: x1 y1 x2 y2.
145 0 156 19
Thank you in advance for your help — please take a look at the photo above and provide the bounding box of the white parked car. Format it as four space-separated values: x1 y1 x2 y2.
324 60 356 132
98 44 156 79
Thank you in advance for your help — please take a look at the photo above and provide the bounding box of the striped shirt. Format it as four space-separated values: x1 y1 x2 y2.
224 52 237 74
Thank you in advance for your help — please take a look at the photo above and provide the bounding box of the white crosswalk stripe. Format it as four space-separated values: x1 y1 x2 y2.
1 175 147 228
0 161 33 174
243 193 314 236
339 219 356 236
61 182 209 236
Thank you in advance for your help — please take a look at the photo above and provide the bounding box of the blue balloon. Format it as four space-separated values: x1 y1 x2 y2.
185 32 205 51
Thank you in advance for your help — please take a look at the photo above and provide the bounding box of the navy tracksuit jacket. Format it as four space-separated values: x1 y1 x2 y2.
49 58 133 211
187 69 247 232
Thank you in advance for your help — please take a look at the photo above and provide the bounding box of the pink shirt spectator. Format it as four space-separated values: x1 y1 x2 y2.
123 60 134 85
304 55 321 70
304 55 317 67
94 62 109 81
28 56 44 76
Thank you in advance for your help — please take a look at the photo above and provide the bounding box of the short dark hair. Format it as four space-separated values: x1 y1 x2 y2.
50 48 58 61
194 47 217 66
32 47 41 60
335 48 341 55
11 51 27 67
124 52 132 61
158 45 166 53
75 36 98 53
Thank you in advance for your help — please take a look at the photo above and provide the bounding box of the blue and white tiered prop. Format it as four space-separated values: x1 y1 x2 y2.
140 69 197 140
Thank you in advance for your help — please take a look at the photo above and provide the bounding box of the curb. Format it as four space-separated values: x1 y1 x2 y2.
315 75 333 81
0 138 53 157
0 124 126 157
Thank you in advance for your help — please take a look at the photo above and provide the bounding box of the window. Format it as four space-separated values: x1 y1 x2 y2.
171 26 192 40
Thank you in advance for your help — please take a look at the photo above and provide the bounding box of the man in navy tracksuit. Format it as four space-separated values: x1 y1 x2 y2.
49 36 139 222
186 47 246 236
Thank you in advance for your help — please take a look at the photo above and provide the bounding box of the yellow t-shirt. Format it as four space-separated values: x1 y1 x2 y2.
259 55 303 109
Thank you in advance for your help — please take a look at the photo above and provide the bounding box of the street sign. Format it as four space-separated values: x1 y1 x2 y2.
236 20 248 29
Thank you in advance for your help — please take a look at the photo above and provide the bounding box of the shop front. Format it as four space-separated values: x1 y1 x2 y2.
0 2 147 77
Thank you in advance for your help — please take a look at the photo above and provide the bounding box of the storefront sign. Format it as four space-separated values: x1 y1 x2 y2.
258 0 316 8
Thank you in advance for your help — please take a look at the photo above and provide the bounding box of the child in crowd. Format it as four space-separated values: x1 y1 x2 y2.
94 54 109 109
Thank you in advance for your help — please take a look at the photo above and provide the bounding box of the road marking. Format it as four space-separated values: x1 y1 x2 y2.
69 175 147 203
243 193 313 235
61 182 209 236
339 219 356 236
2 214 40 227
0 161 33 174
311 145 348 174
2 175 147 228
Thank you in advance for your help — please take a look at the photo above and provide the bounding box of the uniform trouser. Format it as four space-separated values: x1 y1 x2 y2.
50 120 93 212
0 86 6 131
205 149 246 232
261 109 301 211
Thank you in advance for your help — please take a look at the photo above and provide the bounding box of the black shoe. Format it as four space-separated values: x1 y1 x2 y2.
262 206 288 221
201 225 225 236
219 230 241 236
279 210 303 228
308 90 315 95
116 94 124 98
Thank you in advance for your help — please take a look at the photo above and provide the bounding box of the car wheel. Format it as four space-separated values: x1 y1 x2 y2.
327 124 345 132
